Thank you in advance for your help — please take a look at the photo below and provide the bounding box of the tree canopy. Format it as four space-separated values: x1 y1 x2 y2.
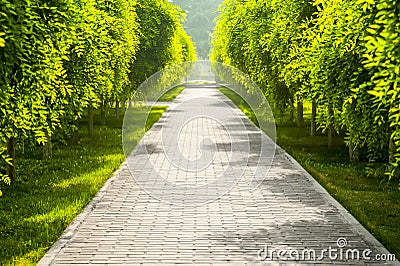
211 0 400 182
0 0 196 195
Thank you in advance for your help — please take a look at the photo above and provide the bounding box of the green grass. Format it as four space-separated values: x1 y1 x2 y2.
0 105 167 265
157 85 185 102
220 86 400 258
218 87 259 126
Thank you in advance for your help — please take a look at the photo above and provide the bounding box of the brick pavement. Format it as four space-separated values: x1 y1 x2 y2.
39 85 397 265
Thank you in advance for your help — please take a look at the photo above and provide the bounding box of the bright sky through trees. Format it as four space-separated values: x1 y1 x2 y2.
173 0 224 59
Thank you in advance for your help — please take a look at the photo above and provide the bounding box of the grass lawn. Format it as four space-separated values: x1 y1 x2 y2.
219 86 400 258
0 103 169 265
157 85 185 102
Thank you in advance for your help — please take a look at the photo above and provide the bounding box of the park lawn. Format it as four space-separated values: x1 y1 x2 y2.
0 104 167 265
220 86 400 258
157 85 185 102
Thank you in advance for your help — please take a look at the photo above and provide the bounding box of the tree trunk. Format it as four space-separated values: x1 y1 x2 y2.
387 135 396 176
349 132 359 162
88 105 94 137
115 98 120 119
21 139 25 156
121 99 126 113
6 137 16 181
128 100 132 109
43 134 52 160
297 95 304 127
72 119 79 144
328 126 334 149
289 105 294 122
327 106 334 149
101 104 106 126
389 136 395 164
311 101 317 136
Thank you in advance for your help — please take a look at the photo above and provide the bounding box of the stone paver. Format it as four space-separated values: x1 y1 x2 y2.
40 85 398 265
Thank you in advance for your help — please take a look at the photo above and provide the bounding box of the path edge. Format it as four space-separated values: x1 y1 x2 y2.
275 143 399 265
38 164 125 266
38 91 182 265
39 84 399 265
218 83 398 264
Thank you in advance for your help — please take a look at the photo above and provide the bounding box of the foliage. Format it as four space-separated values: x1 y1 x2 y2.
129 0 196 92
61 0 141 131
0 0 196 193
293 0 371 146
359 0 400 177
211 0 400 182
0 0 79 193
211 0 314 111
174 0 223 59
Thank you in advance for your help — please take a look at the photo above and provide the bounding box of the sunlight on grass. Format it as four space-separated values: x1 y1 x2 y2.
157 85 185 102
219 87 259 126
0 103 169 265
52 154 122 190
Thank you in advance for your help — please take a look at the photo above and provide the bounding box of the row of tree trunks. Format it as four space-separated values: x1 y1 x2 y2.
292 101 332 149
293 100 316 135
90 100 127 134
115 99 127 119
287 100 305 127
3 101 395 181
5 101 129 181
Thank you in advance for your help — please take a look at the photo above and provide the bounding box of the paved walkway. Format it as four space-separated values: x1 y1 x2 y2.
40 86 396 265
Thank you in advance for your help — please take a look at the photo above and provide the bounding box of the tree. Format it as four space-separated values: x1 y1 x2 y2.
211 0 314 122
0 0 195 191
211 0 400 183
355 0 400 176
0 0 76 178
129 0 196 93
